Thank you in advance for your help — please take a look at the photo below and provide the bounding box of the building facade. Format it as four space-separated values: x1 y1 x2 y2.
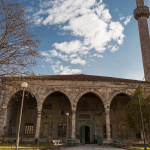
0 0 150 144
0 75 150 143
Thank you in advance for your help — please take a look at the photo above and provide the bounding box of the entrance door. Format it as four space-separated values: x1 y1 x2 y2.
80 126 90 144
85 126 90 143
80 126 85 144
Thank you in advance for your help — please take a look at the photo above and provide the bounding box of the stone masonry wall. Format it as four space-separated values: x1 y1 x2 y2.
0 78 150 141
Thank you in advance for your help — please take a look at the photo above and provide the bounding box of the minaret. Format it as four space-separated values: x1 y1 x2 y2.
134 0 150 81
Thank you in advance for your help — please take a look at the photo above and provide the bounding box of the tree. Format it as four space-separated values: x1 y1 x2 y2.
0 0 40 78
125 85 150 147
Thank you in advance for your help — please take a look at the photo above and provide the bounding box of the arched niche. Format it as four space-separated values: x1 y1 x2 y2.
110 93 133 140
41 91 72 139
4 90 37 138
76 92 105 143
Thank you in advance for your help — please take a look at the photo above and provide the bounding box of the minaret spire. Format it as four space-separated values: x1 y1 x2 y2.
136 0 144 6
134 0 150 81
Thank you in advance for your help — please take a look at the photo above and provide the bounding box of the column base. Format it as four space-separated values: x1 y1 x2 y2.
103 139 113 144
133 140 148 144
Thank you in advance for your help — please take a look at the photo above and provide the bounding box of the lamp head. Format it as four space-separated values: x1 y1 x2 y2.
21 82 28 88
66 112 69 116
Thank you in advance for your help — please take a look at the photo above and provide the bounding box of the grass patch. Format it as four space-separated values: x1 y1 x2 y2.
131 147 150 150
0 143 52 150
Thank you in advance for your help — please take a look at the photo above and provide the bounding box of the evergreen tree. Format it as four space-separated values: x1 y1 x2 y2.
125 85 150 147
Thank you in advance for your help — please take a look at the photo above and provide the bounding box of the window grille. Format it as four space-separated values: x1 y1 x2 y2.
58 124 66 137
43 105 52 109
25 123 34 135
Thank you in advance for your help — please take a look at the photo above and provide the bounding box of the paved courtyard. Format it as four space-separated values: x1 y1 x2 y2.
63 144 125 150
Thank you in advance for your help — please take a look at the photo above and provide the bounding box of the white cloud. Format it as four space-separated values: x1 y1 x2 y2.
46 57 53 63
63 12 124 52
53 40 82 54
51 62 82 74
41 50 69 62
124 16 132 25
109 22 125 45
108 45 119 52
119 15 132 25
71 57 87 65
26 6 34 12
60 66 82 75
41 51 49 56
33 16 43 26
119 16 125 20
93 54 103 58
50 50 69 61
36 0 126 74
51 61 62 73
70 54 78 58
36 0 125 54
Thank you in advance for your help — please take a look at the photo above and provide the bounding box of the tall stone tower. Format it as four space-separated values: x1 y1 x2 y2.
134 0 150 81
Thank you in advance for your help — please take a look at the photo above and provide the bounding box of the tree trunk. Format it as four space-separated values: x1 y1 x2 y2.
146 132 150 147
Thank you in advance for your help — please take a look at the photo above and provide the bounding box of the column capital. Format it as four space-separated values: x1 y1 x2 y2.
134 6 149 20
71 104 76 115
104 105 110 113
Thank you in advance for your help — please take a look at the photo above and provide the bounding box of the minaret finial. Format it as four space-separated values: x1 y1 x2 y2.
136 0 144 6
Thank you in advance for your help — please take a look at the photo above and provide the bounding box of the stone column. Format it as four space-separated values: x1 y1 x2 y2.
105 106 111 141
0 107 7 138
71 108 76 139
35 110 42 139
71 111 76 139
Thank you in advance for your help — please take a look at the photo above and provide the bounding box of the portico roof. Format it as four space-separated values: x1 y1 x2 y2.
2 74 148 83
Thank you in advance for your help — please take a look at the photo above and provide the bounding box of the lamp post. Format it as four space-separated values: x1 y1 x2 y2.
137 95 147 150
131 95 147 150
66 112 69 140
16 82 28 150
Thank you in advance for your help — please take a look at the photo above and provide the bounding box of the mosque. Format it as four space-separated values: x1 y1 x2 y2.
0 0 150 144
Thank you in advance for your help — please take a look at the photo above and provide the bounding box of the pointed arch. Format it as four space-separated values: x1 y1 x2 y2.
75 88 105 107
42 88 72 107
108 89 133 106
4 88 37 108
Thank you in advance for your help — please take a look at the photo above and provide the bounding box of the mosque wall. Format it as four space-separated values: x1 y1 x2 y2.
0 78 150 143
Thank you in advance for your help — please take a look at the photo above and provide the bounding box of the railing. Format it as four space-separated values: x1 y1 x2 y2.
2 126 35 138
2 126 143 142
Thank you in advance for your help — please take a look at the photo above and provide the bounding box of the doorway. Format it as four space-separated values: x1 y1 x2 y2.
85 126 90 143
80 126 90 144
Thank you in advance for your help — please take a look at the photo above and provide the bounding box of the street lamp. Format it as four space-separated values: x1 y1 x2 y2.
66 112 69 139
137 95 147 150
16 82 28 150
131 95 147 150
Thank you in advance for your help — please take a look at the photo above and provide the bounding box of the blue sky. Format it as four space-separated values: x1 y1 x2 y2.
17 0 150 80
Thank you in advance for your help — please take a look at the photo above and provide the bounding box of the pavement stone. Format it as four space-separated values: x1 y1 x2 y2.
62 144 126 150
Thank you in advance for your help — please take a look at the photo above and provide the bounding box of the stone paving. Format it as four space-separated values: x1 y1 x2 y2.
62 144 125 150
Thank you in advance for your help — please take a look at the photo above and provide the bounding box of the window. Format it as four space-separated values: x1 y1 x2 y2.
62 110 64 115
25 123 34 135
43 105 52 109
58 124 66 137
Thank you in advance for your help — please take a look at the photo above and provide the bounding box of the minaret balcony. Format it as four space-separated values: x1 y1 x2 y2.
134 6 149 20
